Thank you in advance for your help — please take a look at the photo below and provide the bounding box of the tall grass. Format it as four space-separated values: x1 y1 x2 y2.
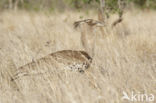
0 10 156 103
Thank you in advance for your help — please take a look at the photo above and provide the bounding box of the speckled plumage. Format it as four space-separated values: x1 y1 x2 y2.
11 50 92 81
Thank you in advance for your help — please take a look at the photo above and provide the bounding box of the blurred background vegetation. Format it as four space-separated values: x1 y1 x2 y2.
0 0 155 11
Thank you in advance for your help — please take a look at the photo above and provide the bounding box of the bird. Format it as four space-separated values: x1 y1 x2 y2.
11 19 103 81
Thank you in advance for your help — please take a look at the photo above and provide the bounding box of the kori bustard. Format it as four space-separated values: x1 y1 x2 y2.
11 19 104 81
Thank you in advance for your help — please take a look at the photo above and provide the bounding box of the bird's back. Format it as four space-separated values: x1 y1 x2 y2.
12 50 92 81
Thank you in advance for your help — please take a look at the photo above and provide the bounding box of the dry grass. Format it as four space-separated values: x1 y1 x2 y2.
0 10 156 103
